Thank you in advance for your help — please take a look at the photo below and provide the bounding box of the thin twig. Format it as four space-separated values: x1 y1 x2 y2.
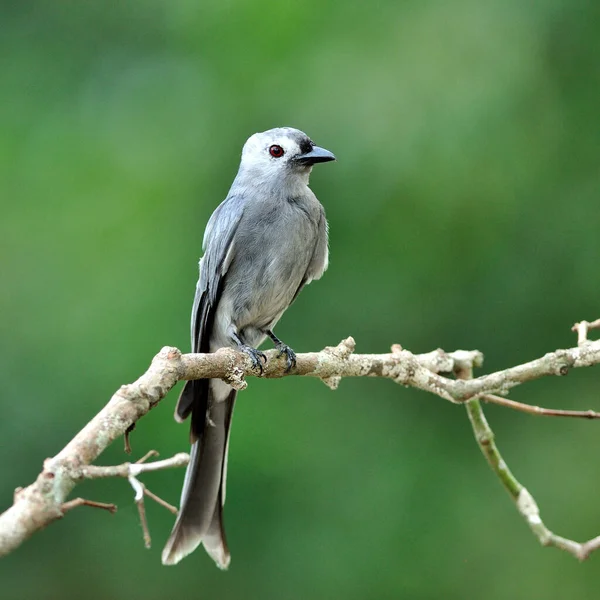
136 450 160 464
572 319 600 346
79 453 189 480
481 394 600 419
457 358 600 561
78 453 189 549
124 423 136 454
579 537 600 560
144 488 178 515
128 475 151 548
60 498 117 515
136 499 151 549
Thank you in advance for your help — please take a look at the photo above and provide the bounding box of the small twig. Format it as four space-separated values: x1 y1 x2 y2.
130 453 190 475
144 488 178 515
579 537 600 561
78 453 189 549
77 453 188 549
80 453 189 480
137 500 151 549
136 450 160 464
128 475 151 548
127 471 180 547
124 423 136 455
457 357 600 561
572 319 600 346
481 394 600 419
60 498 117 515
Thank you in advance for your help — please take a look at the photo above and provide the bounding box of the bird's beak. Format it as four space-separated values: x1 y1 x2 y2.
296 146 336 165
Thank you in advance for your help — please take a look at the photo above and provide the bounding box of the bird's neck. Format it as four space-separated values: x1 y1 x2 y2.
233 167 312 198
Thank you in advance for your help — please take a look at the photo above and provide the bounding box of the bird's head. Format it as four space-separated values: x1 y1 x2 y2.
237 127 335 191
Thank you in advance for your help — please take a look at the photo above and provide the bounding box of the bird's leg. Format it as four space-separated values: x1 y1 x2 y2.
266 330 297 372
229 329 267 375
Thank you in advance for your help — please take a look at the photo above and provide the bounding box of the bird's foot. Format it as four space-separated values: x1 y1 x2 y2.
265 329 297 372
275 343 297 372
239 345 267 375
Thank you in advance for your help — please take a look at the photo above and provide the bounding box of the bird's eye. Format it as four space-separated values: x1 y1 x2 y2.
269 144 285 158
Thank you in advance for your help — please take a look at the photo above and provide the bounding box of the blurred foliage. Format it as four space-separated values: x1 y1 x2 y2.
2 0 600 598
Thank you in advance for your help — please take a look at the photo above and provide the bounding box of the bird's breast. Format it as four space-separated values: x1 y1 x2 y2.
221 198 319 333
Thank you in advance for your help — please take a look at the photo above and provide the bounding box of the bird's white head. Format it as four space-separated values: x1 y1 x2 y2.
237 127 335 193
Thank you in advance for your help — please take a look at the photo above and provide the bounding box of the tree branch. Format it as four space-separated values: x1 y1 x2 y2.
458 362 600 561
1 328 600 560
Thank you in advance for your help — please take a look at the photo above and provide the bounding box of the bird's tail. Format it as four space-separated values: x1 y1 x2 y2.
161 378 236 568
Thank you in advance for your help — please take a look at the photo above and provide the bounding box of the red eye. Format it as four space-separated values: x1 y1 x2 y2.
269 144 284 158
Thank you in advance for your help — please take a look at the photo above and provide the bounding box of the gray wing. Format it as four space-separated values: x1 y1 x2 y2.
290 205 329 304
175 193 246 423
193 193 247 351
305 205 329 283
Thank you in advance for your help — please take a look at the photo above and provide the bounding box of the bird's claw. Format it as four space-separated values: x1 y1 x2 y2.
240 345 267 374
276 344 297 372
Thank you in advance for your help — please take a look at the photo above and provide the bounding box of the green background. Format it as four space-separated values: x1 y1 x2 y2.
2 1 600 598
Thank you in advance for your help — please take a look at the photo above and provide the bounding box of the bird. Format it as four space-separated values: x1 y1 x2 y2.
161 127 335 568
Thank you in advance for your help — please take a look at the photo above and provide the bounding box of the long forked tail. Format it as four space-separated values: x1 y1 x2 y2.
161 379 236 568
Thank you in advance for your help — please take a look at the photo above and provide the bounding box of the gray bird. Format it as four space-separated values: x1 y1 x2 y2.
161 127 335 568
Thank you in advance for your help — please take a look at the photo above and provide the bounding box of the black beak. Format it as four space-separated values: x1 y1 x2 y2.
295 145 336 166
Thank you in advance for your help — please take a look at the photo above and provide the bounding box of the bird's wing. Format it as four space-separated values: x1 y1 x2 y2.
199 192 248 315
290 205 329 304
175 193 247 424
304 205 329 283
